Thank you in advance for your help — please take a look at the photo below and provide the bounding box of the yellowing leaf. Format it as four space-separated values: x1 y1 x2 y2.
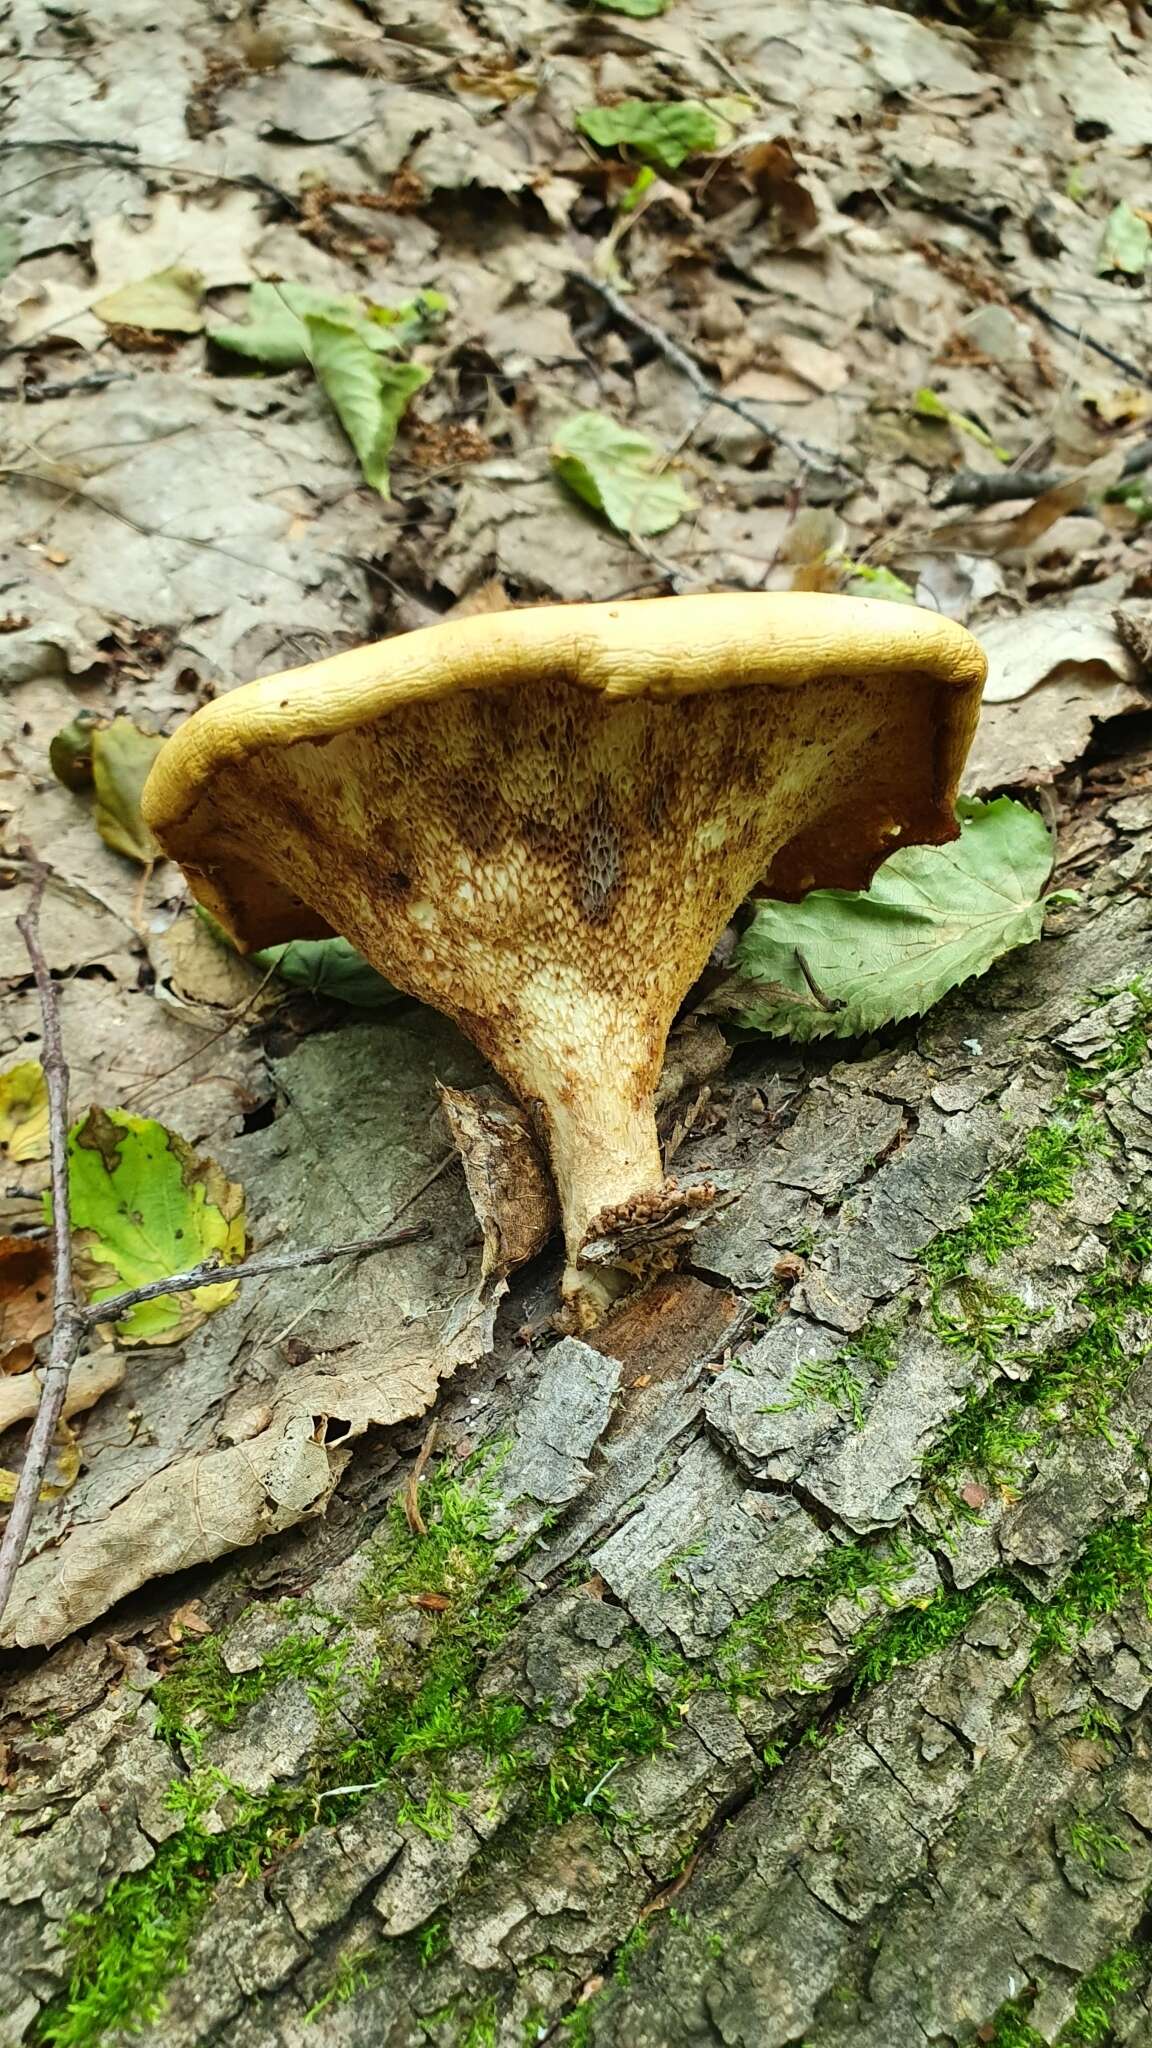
0 1061 50 1164
720 799 1054 1042
90 717 165 865
66 1107 246 1345
302 316 430 496
552 412 695 537
93 265 206 333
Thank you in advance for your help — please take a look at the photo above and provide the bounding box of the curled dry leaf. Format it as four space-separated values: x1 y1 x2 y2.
437 1082 558 1364
963 604 1149 791
0 1348 445 1649
0 1234 53 1375
0 1347 125 1432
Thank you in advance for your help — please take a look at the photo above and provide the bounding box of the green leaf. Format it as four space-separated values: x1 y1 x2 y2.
48 710 103 792
210 282 444 369
90 717 165 865
65 1107 246 1345
618 165 656 213
552 411 695 537
303 316 429 495
840 561 917 604
1097 202 1151 278
576 99 718 171
592 0 669 14
723 798 1053 1043
92 265 205 334
251 935 401 1009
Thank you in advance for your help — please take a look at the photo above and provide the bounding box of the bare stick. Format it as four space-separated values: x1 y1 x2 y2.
569 270 859 479
83 1224 429 1326
0 858 87 1620
935 437 1152 509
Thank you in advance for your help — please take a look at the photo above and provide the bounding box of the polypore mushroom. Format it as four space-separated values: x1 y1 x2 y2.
142 593 985 1325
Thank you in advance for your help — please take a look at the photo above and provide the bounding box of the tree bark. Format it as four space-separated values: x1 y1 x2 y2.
4 871 1152 2048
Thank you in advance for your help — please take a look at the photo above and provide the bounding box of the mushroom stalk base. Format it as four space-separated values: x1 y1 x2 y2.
542 1088 666 1329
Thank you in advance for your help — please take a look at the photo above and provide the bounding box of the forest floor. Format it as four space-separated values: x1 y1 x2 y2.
3 1 1152 2044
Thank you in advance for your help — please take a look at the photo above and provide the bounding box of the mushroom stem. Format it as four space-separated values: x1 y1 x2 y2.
535 1075 665 1326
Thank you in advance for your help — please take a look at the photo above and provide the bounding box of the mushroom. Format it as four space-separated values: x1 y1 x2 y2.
142 593 985 1325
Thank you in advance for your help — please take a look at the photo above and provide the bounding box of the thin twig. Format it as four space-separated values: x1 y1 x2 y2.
0 856 87 1622
568 270 859 479
0 370 134 404
1014 289 1152 390
82 1225 429 1327
794 948 845 1014
935 437 1152 509
403 1419 439 1536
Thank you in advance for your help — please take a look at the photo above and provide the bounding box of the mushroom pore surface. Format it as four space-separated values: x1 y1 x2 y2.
143 594 986 1323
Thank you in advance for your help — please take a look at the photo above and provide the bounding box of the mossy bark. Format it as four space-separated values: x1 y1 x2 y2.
5 876 1152 2048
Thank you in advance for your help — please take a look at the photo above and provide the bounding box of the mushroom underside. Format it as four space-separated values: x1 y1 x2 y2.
169 668 965 1320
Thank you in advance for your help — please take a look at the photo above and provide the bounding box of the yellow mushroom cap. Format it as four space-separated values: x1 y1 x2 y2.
142 591 985 1320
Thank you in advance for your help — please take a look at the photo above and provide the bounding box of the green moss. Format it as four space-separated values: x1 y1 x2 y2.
540 1639 701 1827
853 1582 991 1690
1065 1813 1130 1874
1062 1942 1146 2044
35 1458 527 2047
923 1105 1105 1289
154 1628 346 1754
985 1940 1148 2048
760 1320 900 1433
925 1204 1152 1498
721 1535 921 1696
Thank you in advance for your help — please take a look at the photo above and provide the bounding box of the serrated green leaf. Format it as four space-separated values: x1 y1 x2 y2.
303 316 429 495
251 935 401 1009
576 99 718 171
552 411 695 537
723 798 1053 1043
1098 202 1151 278
93 265 205 334
90 717 165 865
210 281 444 369
65 1108 245 1345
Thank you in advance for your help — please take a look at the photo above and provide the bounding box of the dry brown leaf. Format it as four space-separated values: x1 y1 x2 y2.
437 1083 558 1365
0 1349 126 1434
963 604 1149 791
0 1236 53 1370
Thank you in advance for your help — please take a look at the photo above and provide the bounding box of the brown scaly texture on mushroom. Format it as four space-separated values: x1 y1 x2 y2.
142 593 986 1325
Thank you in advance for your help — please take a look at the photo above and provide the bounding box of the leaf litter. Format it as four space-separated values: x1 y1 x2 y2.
3 0 1152 1641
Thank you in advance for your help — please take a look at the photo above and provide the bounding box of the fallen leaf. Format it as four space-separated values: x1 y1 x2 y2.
90 717 165 864
67 1107 246 1346
0 1420 80 1505
979 606 1141 703
47 710 102 791
0 1348 125 1432
211 281 445 369
552 412 696 537
914 387 1011 461
302 316 430 496
1097 201 1151 278
0 1235 53 1371
92 265 206 334
0 1062 49 1165
773 333 849 393
713 799 1054 1042
962 607 1149 791
576 100 721 172
251 934 401 1008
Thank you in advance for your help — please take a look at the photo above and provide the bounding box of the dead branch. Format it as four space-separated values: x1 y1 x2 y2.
83 1224 429 1326
936 436 1152 509
568 270 860 480
0 856 87 1623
